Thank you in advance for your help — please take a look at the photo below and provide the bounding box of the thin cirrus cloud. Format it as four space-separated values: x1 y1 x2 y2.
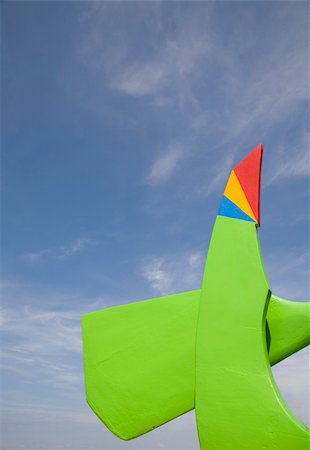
76 3 308 196
0 303 83 390
111 37 209 103
78 4 308 120
265 131 310 187
0 280 113 391
141 251 204 296
22 238 96 263
264 250 309 301
77 3 211 104
145 144 189 186
141 247 309 303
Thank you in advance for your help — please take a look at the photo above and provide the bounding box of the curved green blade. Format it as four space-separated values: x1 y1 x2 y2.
195 217 309 449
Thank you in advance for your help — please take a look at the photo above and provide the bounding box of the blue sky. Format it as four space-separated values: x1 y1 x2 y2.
1 2 309 449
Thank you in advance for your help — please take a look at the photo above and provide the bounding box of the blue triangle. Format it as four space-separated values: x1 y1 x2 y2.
218 196 255 222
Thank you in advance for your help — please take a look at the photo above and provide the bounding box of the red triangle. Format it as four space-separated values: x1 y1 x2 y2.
234 144 263 225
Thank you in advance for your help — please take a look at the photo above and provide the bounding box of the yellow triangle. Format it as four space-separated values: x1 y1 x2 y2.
224 170 256 221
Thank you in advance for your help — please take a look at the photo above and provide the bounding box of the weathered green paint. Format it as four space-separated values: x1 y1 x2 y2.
195 216 309 449
81 282 309 440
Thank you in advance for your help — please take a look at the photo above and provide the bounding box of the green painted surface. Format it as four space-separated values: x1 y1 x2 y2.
82 145 309 448
268 296 310 365
81 280 309 440
195 216 309 449
81 290 198 440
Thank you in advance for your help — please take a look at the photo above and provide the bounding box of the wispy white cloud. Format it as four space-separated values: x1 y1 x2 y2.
76 3 308 197
0 306 82 353
197 152 235 197
3 403 199 450
141 251 204 295
58 238 94 258
0 304 83 389
264 250 309 301
265 131 310 186
0 280 119 392
22 248 53 263
22 238 96 263
2 403 98 425
146 144 189 185
111 36 209 105
113 62 166 97
141 258 171 295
